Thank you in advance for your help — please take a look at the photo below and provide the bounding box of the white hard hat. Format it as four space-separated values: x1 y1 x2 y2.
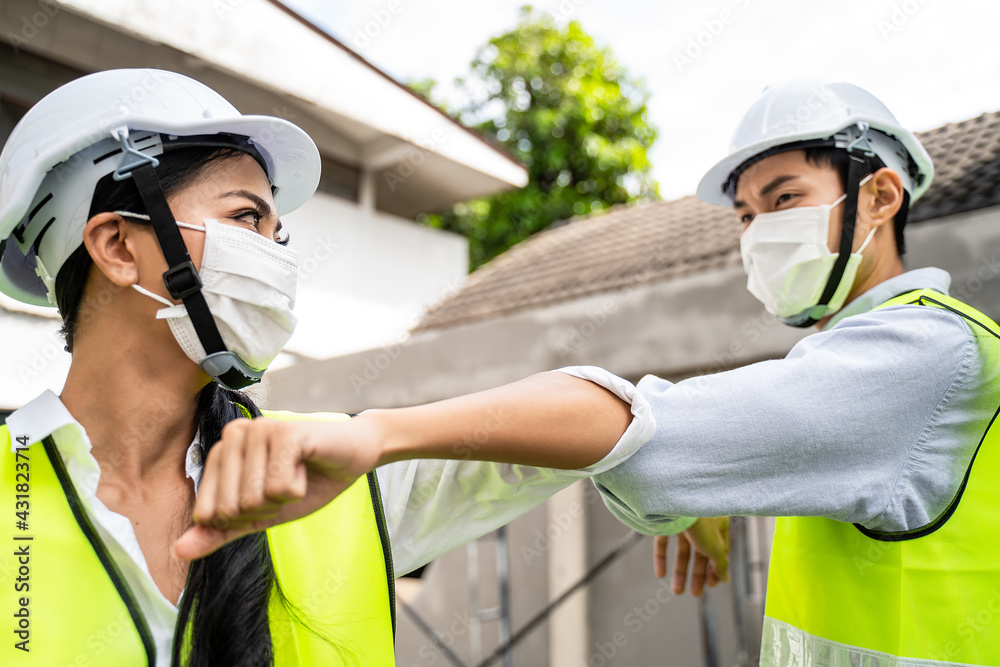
0 68 321 306
696 80 934 207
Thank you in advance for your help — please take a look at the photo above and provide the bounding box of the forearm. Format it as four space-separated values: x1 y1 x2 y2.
176 371 637 561
369 371 633 469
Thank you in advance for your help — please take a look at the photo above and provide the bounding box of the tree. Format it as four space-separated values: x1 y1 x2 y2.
417 6 659 270
406 77 449 113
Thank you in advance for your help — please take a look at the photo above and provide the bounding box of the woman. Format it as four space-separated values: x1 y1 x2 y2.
0 69 720 666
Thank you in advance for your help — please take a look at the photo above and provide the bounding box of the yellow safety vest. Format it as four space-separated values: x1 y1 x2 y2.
763 290 1000 666
0 409 396 666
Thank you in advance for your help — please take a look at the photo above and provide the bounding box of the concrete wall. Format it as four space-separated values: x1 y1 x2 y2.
393 481 747 667
584 490 738 667
394 504 550 667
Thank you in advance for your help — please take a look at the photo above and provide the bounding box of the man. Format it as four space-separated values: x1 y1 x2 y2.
589 80 1000 665
177 80 999 665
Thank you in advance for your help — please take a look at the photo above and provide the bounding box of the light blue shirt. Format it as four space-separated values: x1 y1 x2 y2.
590 268 1000 534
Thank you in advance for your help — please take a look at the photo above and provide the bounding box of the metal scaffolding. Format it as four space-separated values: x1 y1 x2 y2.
400 516 774 666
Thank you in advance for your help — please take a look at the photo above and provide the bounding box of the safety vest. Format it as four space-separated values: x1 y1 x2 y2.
763 290 1000 666
0 409 396 666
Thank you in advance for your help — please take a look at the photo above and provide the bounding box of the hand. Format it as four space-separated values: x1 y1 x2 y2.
173 415 384 561
653 517 730 596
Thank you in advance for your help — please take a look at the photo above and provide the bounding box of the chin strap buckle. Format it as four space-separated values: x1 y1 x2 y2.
201 351 265 390
111 127 160 181
846 122 876 160
162 260 203 300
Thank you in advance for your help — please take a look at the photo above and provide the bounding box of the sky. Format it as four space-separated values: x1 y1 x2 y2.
282 0 1000 202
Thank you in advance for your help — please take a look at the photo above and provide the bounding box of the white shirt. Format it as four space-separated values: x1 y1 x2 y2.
4 367 657 667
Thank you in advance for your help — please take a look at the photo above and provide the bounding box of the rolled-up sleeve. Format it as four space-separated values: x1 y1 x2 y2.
555 365 698 535
590 303 982 536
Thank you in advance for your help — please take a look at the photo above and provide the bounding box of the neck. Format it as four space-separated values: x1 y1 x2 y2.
816 244 905 330
61 324 208 484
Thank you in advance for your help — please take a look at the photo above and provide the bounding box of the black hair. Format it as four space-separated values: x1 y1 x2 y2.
802 146 911 257
54 145 278 666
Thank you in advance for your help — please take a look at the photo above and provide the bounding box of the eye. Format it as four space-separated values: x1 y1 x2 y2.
739 212 754 225
775 193 795 207
230 208 262 229
229 205 287 245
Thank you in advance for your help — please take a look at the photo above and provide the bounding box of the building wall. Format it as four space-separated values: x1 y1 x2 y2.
584 494 737 667
395 505 550 667
392 479 751 667
0 303 65 409
277 190 468 361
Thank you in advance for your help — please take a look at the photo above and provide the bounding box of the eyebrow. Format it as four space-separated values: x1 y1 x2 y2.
218 189 275 219
732 175 800 209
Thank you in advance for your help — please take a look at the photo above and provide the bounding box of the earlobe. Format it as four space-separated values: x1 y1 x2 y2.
82 213 140 287
867 168 904 228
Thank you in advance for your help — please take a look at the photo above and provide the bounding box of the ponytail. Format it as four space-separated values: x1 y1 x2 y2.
172 382 275 666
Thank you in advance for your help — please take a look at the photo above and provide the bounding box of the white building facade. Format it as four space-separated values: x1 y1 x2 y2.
0 0 527 411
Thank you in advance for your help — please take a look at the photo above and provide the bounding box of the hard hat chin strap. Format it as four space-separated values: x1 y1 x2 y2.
128 162 264 390
782 123 878 329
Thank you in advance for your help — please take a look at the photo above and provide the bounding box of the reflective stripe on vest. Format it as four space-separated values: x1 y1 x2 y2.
763 290 1000 667
761 616 998 667
0 410 396 666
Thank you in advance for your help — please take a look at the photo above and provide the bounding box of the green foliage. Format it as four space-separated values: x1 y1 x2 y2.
417 6 659 270
407 77 438 101
406 77 452 114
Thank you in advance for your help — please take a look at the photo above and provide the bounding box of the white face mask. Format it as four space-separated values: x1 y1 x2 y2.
133 218 298 372
739 175 875 323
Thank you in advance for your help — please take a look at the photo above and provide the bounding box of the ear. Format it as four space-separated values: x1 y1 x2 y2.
865 167 905 229
82 213 141 287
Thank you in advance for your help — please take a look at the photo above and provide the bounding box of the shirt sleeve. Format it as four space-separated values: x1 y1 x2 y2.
590 302 983 535
375 369 660 576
